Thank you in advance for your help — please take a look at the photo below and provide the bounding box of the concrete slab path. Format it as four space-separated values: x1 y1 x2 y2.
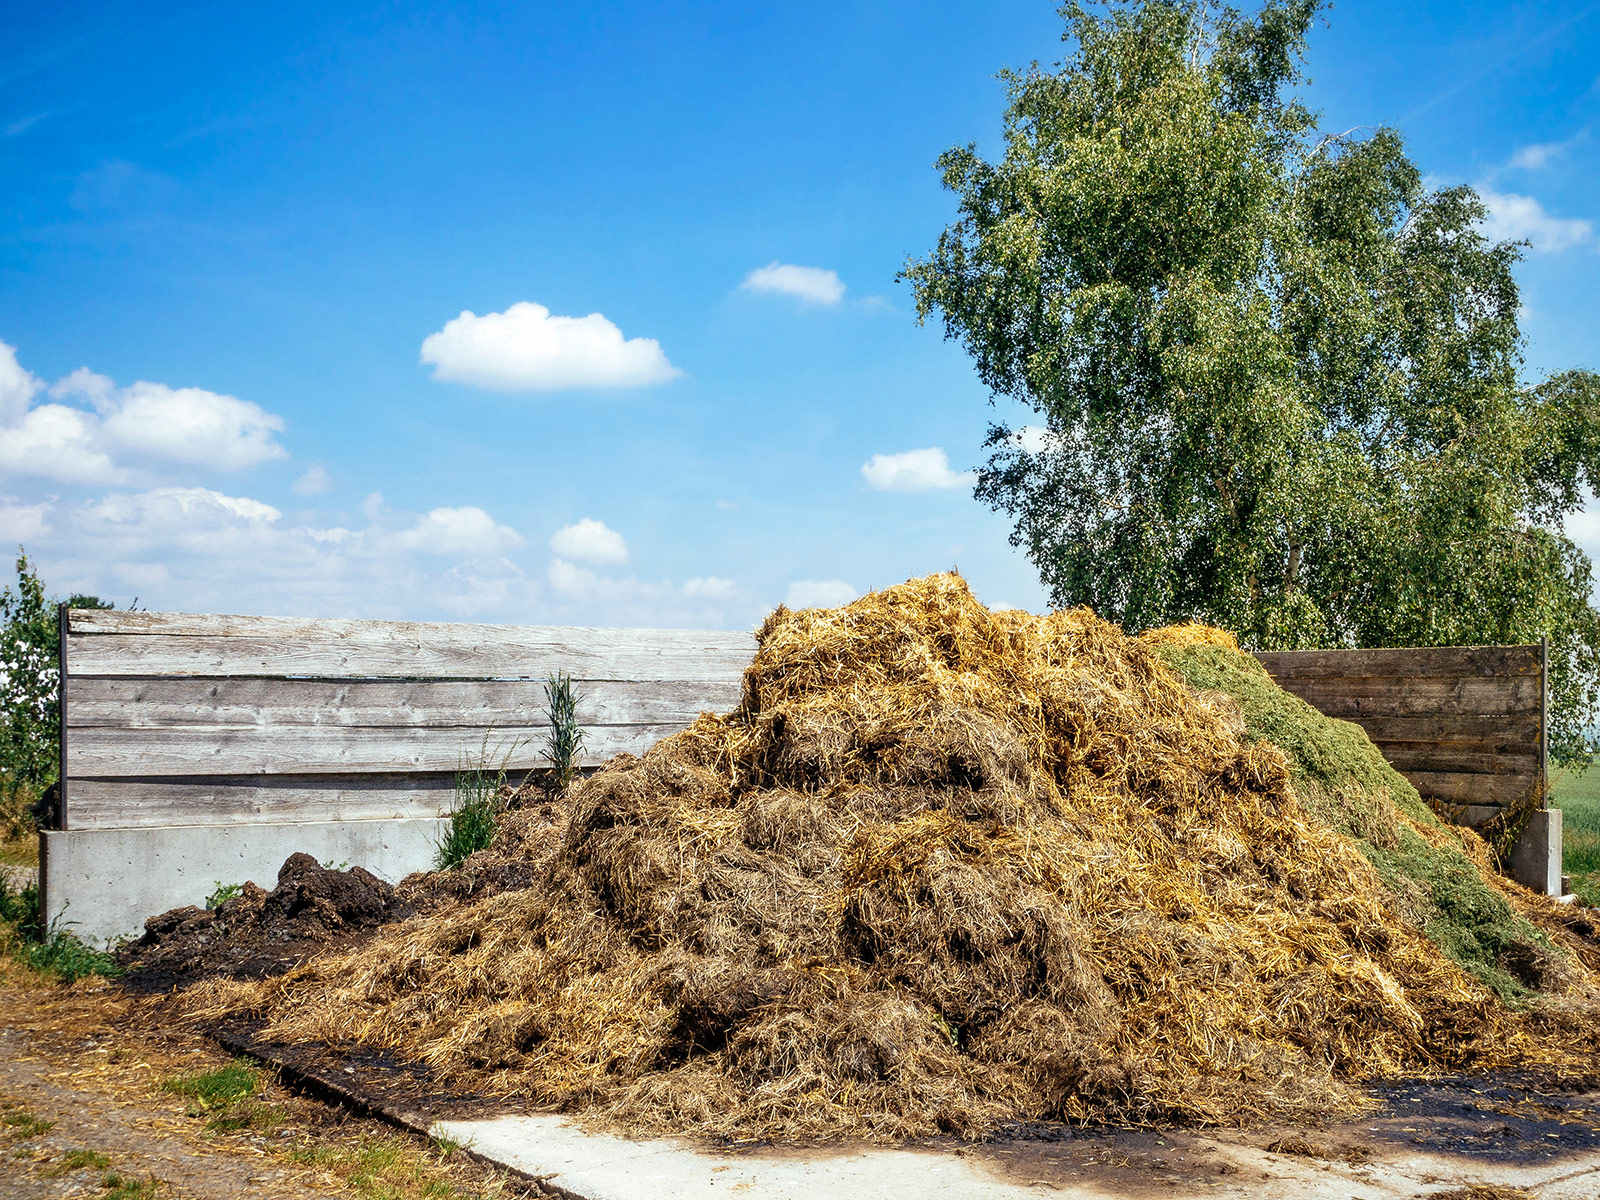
430 1111 1600 1200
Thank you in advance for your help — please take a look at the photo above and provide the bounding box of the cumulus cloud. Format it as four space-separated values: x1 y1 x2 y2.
293 464 335 496
1511 142 1564 170
0 341 287 485
420 302 681 391
549 517 629 566
0 499 51 542
861 447 974 492
392 507 524 557
740 262 846 305
683 576 736 599
785 579 857 609
1477 188 1594 253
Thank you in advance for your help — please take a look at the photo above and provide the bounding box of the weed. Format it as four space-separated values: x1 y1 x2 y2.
545 672 585 793
2 1102 55 1139
204 881 242 911
45 1148 112 1176
289 1133 478 1200
100 1170 161 1199
162 1061 260 1109
435 737 519 871
0 872 122 981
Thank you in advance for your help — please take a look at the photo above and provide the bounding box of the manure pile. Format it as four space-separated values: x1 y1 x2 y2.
184 573 1600 1140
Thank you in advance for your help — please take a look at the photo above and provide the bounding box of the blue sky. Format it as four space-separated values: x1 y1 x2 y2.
2 0 1597 628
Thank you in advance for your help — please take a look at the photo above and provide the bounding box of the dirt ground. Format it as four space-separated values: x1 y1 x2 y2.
0 958 551 1200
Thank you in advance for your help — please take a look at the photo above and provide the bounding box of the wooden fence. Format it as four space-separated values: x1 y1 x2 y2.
57 608 755 832
1253 642 1548 820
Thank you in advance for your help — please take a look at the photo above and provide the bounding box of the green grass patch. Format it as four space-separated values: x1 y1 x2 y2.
0 874 123 982
100 1170 161 1199
1155 643 1555 1001
287 1133 475 1200
46 1148 112 1176
1550 766 1600 902
2 1101 55 1139
162 1061 260 1109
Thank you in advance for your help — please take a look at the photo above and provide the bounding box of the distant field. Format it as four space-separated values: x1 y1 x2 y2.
1550 766 1600 901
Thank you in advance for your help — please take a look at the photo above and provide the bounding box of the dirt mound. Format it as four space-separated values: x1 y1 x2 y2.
122 853 410 988
178 573 1600 1141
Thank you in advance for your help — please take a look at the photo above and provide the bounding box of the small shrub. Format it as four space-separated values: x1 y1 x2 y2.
204 881 242 911
435 738 518 871
544 672 586 793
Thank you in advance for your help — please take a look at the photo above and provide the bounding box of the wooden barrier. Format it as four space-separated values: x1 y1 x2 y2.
58 608 756 832
1253 642 1548 816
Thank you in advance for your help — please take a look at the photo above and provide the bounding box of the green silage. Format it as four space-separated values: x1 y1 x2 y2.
1154 643 1553 1002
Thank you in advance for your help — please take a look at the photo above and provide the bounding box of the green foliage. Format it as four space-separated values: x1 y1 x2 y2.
163 1061 261 1109
434 740 516 870
2 1101 54 1139
0 552 60 792
1155 642 1554 1000
45 1148 113 1176
99 1171 161 1199
1550 767 1600 902
906 1 1600 765
0 872 122 981
545 671 586 792
205 881 243 911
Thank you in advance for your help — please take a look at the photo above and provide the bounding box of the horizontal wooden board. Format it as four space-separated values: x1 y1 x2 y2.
65 614 756 681
65 676 743 730
65 773 460 829
66 721 684 778
1253 644 1540 680
1328 714 1541 747
1272 675 1541 718
1403 770 1540 807
1369 745 1541 776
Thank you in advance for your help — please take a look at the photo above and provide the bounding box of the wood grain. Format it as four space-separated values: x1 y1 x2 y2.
1253 644 1541 679
1272 675 1542 717
66 610 756 681
67 722 683 778
64 676 743 729
66 773 459 829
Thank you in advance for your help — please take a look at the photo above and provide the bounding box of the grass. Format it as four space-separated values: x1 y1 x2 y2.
0 873 122 982
286 1134 481 1200
435 738 520 871
2 1101 55 1139
159 1060 286 1133
99 1171 161 1199
1155 643 1555 1000
44 1148 112 1176
1550 765 1600 904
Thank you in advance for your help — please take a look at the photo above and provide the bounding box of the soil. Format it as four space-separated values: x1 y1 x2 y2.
117 795 568 992
0 959 551 1200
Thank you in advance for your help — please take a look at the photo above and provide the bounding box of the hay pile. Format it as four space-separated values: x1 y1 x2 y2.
185 573 1597 1140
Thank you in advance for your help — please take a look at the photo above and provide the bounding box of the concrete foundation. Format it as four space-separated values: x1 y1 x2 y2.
39 817 450 946
1459 805 1564 895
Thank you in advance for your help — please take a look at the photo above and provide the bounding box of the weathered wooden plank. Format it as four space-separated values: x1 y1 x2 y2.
1403 770 1539 807
1273 676 1542 717
68 722 685 777
1328 714 1541 747
65 611 757 680
66 773 459 829
1253 644 1541 679
1371 745 1541 776
64 676 743 730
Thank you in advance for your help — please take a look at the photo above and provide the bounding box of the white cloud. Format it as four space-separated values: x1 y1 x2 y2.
549 517 629 566
0 342 287 485
861 447 974 492
420 301 681 391
0 498 51 542
785 579 857 609
1511 143 1563 170
1013 425 1050 455
740 262 846 305
0 404 126 485
683 576 735 599
1477 188 1594 253
0 341 39 425
293 464 335 496
392 507 524 557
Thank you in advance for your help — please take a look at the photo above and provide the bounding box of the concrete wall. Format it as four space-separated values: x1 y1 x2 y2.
40 816 450 945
